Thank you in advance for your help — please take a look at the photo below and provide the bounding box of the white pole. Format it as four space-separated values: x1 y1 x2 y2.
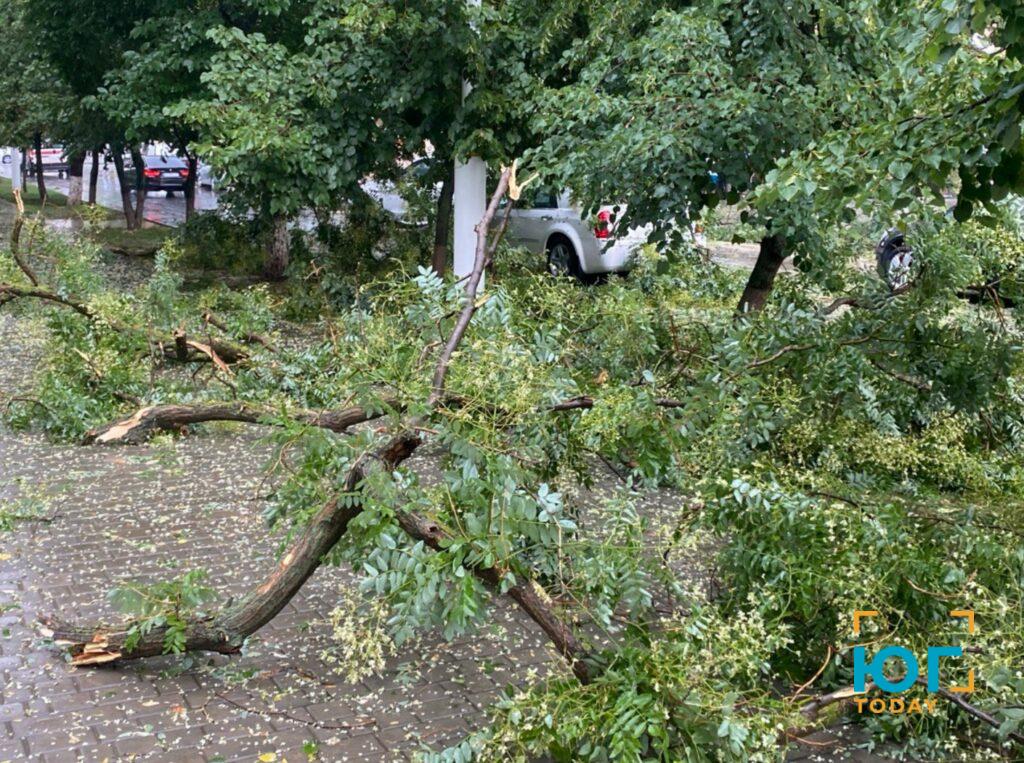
452 0 486 287
453 156 486 282
10 148 22 192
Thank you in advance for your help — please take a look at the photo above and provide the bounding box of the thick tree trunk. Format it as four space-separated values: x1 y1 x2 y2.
67 151 86 207
263 214 289 280
736 234 786 315
88 148 100 205
431 161 455 277
184 154 198 222
32 133 47 203
130 146 147 230
83 401 394 445
111 148 137 230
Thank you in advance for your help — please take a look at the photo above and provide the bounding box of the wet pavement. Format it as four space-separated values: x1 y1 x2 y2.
42 159 218 229
0 309 563 762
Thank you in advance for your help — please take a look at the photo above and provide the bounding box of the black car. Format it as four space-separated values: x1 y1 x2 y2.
130 154 190 195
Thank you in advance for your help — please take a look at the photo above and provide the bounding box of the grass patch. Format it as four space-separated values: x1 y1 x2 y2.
90 225 174 256
0 176 119 220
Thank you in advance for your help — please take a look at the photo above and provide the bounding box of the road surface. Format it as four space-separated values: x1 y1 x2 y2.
42 157 218 228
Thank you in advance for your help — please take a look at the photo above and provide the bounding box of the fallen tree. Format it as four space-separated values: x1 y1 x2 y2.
10 179 1024 758
41 166 595 683
38 166 596 675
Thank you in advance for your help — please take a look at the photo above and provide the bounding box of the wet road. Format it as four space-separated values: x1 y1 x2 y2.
44 157 219 228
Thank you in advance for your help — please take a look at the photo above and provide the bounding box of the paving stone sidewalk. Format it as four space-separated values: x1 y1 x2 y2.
0 427 562 762
0 428 894 763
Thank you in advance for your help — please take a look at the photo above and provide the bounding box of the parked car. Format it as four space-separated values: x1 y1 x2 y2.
127 154 190 195
362 158 438 226
26 145 69 177
368 162 696 282
197 161 221 191
499 188 650 282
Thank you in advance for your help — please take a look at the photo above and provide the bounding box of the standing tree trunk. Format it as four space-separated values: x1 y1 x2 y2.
183 154 198 222
129 146 147 230
66 151 86 207
431 161 455 277
32 133 47 203
736 234 786 314
88 148 100 205
263 214 289 281
110 148 137 230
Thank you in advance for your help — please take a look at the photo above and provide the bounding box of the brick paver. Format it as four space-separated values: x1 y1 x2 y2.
0 427 562 762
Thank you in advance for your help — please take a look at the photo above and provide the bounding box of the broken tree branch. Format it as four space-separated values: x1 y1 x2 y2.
82 400 397 445
42 167 595 685
867 357 932 392
819 282 914 317
0 283 249 364
920 678 1024 746
203 310 277 352
550 395 686 412
40 431 422 664
9 190 39 286
46 165 592 688
0 283 96 320
393 506 592 683
429 168 511 406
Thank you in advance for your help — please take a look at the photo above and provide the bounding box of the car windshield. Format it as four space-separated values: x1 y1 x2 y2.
143 155 187 169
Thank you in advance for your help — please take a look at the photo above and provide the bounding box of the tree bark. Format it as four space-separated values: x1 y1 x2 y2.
32 133 47 203
111 148 137 230
67 151 86 207
184 153 198 222
82 401 394 445
129 146 147 230
263 214 289 281
736 234 786 315
88 148 100 205
431 161 455 277
8 217 39 287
